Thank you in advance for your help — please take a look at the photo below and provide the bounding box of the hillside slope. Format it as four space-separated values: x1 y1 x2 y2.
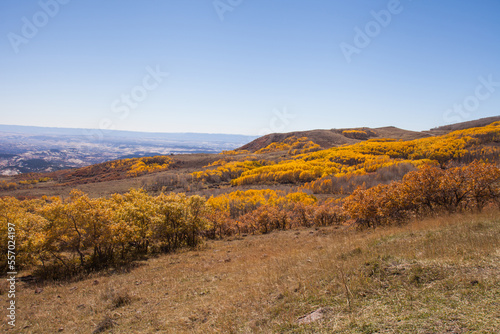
239 116 500 153
427 115 500 135
5 211 499 333
1 119 500 334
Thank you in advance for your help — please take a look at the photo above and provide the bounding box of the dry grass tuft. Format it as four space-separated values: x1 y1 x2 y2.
92 315 116 334
100 287 133 309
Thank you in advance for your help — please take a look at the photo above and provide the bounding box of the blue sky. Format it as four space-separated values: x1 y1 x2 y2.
1 0 499 135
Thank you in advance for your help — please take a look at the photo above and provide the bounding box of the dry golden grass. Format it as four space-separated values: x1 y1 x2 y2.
2 210 499 333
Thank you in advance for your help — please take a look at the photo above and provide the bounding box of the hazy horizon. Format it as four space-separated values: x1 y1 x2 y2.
0 122 258 137
2 114 500 138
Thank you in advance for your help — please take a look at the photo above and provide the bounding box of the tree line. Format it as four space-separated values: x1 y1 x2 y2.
1 161 499 279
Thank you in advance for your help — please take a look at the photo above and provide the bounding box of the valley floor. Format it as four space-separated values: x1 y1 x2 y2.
2 210 499 333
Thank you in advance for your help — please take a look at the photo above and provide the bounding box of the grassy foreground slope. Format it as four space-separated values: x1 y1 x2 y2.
3 210 498 333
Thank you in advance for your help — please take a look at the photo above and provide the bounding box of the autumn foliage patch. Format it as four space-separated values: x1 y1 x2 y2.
1 161 500 278
343 161 500 228
2 122 500 279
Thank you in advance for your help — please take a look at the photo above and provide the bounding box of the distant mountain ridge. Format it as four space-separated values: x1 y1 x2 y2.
0 124 257 175
0 124 257 143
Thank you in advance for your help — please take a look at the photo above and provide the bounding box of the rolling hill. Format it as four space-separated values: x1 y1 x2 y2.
238 116 500 153
427 115 500 135
238 126 430 152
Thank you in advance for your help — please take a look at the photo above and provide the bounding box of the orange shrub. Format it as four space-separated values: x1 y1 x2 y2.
343 161 500 228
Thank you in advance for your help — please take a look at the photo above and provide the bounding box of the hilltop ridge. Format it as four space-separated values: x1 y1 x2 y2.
427 115 500 135
238 116 500 152
238 126 429 152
